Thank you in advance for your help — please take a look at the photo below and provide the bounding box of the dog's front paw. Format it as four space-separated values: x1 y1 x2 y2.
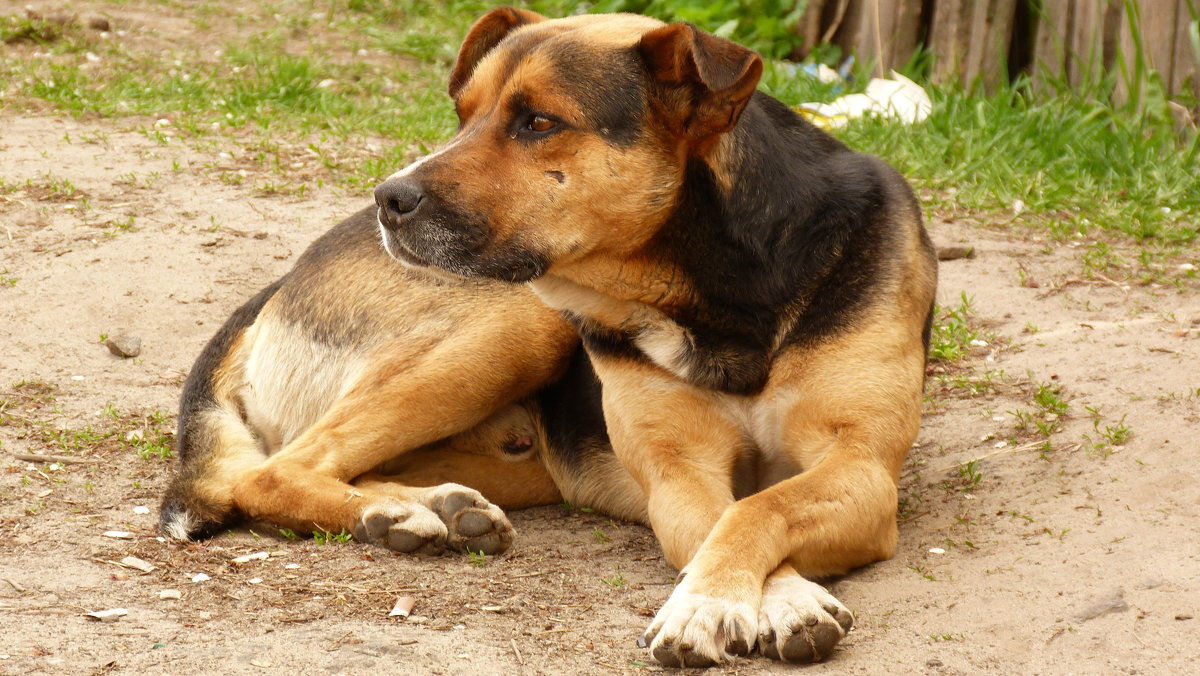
354 501 448 554
422 483 515 555
756 574 853 663
641 582 757 667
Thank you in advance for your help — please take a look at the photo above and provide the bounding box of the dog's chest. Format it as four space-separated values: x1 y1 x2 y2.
532 276 776 394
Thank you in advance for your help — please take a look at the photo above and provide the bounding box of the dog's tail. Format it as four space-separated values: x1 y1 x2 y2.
159 282 280 541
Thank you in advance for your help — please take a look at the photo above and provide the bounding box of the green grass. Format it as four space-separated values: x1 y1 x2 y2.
313 529 354 545
929 293 980 363
1 1 1197 244
836 82 1199 245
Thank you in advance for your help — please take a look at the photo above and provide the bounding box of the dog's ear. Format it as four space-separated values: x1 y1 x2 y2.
449 6 545 99
637 23 763 141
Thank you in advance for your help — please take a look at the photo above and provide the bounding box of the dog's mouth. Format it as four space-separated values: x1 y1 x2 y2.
377 210 550 284
378 217 432 268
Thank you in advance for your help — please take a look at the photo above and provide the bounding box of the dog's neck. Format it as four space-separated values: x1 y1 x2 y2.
532 92 883 396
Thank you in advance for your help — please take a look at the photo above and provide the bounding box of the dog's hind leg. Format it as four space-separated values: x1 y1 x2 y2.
228 323 572 554
160 283 279 541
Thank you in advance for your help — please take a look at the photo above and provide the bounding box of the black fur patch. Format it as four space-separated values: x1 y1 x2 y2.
646 92 900 394
538 347 611 468
561 311 647 363
544 43 645 146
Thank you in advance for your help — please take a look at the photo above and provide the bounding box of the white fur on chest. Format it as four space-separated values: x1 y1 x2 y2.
531 275 695 380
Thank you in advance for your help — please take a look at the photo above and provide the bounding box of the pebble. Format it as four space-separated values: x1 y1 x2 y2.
159 589 182 600
103 530 134 539
133 506 151 515
86 608 128 623
121 556 155 573
191 573 211 583
105 334 142 358
232 552 270 564
937 245 975 261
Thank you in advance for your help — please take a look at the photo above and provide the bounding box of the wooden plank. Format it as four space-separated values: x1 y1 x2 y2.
1032 0 1074 92
1171 0 1199 97
830 0 868 66
854 0 886 76
1142 0 1183 81
1116 0 1181 106
930 0 979 85
890 0 926 71
853 0 925 76
795 0 831 57
965 0 1018 91
1069 0 1104 87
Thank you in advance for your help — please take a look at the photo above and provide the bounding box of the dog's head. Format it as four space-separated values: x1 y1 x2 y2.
375 7 762 282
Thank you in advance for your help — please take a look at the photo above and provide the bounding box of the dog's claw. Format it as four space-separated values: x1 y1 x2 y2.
757 575 853 663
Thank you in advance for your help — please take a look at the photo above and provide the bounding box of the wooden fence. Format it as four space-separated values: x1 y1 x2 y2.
796 0 1200 104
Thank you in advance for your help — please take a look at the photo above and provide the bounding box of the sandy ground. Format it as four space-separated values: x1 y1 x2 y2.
3 7 1200 676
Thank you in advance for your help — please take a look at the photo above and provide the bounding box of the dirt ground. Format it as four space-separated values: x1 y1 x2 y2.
3 7 1200 676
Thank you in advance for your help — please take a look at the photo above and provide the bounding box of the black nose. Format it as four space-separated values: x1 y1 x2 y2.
374 178 425 224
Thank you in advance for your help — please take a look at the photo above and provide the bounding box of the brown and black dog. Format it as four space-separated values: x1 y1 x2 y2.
162 6 934 668
372 6 936 667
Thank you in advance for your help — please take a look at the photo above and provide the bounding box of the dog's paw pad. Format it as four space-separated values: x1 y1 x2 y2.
757 576 853 663
423 484 515 555
354 502 447 555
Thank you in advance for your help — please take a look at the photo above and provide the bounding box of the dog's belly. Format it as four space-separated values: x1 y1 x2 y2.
239 319 370 454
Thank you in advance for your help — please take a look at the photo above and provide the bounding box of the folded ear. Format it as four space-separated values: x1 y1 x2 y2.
637 23 763 140
449 6 546 99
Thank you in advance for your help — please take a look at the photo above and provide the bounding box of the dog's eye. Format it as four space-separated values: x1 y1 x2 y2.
527 116 556 133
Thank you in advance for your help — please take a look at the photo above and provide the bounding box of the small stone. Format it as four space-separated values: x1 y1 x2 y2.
105 334 142 358
86 608 128 622
407 615 428 624
937 245 975 261
191 573 211 583
132 506 151 515
159 589 182 600
928 547 946 555
231 552 270 564
103 530 134 539
1176 614 1193 621
121 556 155 573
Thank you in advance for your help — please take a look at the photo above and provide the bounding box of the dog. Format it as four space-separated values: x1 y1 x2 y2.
372 6 937 667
